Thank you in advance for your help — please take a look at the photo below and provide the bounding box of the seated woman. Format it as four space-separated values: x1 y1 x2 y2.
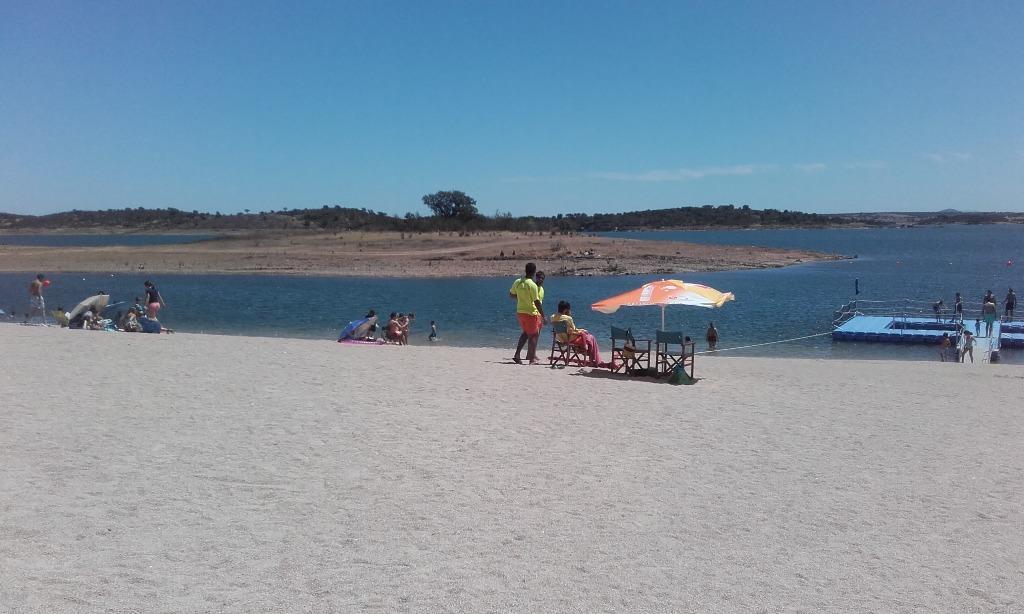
120 307 142 332
551 300 605 367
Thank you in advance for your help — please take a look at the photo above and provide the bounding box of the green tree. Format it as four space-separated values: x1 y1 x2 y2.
422 190 479 221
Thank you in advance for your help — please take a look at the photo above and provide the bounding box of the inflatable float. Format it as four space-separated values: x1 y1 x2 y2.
338 315 382 343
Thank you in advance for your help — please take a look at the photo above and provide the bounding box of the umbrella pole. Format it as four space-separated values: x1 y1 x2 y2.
661 305 665 331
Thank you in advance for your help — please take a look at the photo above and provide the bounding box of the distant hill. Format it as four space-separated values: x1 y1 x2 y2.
0 205 1021 234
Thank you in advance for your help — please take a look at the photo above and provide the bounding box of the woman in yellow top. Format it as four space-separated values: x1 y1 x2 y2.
550 300 605 367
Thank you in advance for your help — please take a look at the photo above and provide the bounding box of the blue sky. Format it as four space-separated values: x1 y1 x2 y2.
1 1 1021 216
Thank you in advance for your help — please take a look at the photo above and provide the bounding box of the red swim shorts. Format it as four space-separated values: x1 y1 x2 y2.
517 313 542 336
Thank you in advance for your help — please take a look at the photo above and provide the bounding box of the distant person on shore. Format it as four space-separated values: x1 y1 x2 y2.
982 299 997 337
398 313 414 345
954 293 963 322
551 300 605 367
706 322 719 350
28 274 47 325
428 320 438 342
143 280 166 319
960 330 974 363
932 299 944 322
1004 288 1016 320
939 332 951 361
364 309 378 338
510 262 545 365
974 318 981 336
385 313 404 344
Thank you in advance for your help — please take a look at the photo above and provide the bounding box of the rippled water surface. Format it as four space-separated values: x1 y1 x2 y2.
2 225 1021 362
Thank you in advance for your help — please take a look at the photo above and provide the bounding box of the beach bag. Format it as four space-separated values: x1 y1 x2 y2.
668 365 696 385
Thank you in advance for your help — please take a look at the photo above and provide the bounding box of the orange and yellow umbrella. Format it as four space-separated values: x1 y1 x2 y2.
591 279 735 329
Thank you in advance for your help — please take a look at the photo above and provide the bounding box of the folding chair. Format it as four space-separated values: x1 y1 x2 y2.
655 331 695 378
548 320 587 367
610 326 651 374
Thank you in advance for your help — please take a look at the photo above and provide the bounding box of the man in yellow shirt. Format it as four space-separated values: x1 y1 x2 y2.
509 262 545 364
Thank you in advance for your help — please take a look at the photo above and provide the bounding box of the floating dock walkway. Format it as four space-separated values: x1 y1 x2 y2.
831 300 1018 362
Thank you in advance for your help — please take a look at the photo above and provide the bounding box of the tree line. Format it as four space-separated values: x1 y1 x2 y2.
2 192 1019 233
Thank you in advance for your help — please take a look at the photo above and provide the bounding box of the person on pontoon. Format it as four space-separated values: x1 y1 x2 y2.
960 330 975 363
982 299 997 337
550 300 605 367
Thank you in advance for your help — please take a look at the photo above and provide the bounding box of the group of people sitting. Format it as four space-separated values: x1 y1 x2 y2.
355 310 415 345
116 300 173 334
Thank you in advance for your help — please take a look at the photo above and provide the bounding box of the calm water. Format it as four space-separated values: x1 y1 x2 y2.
1 225 1021 361
0 234 216 247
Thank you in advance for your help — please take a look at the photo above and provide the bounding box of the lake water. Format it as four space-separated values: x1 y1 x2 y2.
0 234 215 247
1 225 1021 362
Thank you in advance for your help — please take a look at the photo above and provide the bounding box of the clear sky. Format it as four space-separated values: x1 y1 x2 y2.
2 1 1021 216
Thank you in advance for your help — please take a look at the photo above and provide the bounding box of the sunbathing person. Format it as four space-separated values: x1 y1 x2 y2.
550 300 605 367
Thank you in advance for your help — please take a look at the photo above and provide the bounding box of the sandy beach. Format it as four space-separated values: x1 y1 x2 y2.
0 325 1019 609
0 231 838 277
1 325 1021 612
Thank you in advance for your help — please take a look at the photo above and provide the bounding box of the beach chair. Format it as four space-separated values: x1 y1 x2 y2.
548 319 587 367
655 331 695 378
610 326 650 374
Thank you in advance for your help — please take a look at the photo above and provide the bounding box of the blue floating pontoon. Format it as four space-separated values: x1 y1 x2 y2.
831 299 1015 362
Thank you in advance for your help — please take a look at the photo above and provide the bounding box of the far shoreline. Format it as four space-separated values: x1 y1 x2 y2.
0 230 844 278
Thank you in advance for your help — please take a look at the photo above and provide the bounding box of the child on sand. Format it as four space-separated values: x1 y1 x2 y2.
939 332 951 361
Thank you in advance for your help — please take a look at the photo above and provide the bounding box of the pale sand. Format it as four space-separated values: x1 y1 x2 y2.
1 326 1021 612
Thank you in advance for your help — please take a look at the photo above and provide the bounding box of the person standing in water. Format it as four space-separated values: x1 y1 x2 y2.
143 280 166 319
428 320 438 342
706 322 719 351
